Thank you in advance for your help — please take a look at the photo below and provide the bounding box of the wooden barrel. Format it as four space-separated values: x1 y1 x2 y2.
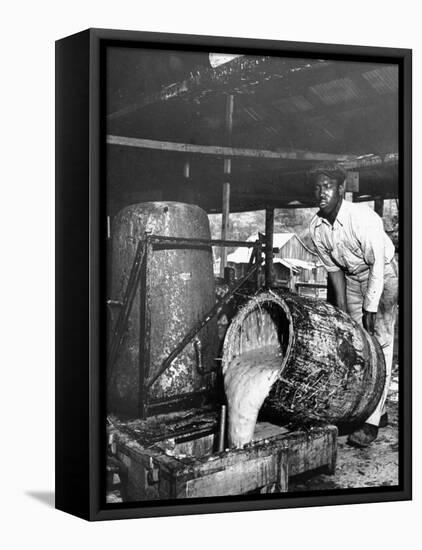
222 290 386 426
108 202 218 418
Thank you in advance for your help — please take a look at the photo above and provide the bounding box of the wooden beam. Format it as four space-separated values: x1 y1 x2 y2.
354 193 396 203
340 153 398 170
107 134 358 162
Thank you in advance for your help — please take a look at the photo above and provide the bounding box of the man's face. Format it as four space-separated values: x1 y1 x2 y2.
314 174 343 217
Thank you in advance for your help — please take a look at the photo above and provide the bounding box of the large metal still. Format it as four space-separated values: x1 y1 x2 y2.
107 202 218 418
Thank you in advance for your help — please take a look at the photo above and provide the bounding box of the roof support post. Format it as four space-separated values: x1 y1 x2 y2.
374 197 384 217
220 94 234 277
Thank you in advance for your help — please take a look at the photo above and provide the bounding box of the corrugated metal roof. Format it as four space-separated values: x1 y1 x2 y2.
227 233 296 263
226 249 252 264
225 232 319 264
273 95 314 114
362 66 398 95
276 258 316 270
309 78 361 106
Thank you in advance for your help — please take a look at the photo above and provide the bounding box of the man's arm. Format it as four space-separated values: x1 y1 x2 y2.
357 210 388 334
327 270 347 312
309 224 347 312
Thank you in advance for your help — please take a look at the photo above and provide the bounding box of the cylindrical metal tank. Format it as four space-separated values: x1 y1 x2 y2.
222 290 385 426
108 202 218 418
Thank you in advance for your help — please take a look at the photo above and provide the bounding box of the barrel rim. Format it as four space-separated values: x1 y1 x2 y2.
221 289 294 377
352 331 386 422
115 201 209 219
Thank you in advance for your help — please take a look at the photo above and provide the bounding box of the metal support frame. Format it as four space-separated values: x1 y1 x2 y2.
138 238 152 418
107 239 146 387
265 208 274 289
108 233 278 418
255 238 263 290
146 261 260 390
147 236 265 248
144 233 267 391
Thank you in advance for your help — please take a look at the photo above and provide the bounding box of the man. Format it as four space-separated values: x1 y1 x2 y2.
309 166 398 447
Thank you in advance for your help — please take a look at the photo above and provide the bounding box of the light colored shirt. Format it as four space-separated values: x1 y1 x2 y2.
309 199 395 312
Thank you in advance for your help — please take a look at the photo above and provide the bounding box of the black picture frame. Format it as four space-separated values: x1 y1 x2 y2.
55 28 412 521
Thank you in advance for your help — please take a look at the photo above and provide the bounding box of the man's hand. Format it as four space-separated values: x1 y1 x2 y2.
363 310 376 335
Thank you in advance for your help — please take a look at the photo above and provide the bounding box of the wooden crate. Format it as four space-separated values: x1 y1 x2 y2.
108 410 337 501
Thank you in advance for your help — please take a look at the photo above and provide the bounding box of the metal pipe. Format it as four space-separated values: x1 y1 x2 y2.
218 405 227 452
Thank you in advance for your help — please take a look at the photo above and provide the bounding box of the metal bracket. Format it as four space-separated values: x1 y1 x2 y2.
194 337 217 375
145 258 261 390
147 457 160 485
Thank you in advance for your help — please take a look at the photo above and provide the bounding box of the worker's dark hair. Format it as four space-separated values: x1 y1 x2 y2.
310 164 347 186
